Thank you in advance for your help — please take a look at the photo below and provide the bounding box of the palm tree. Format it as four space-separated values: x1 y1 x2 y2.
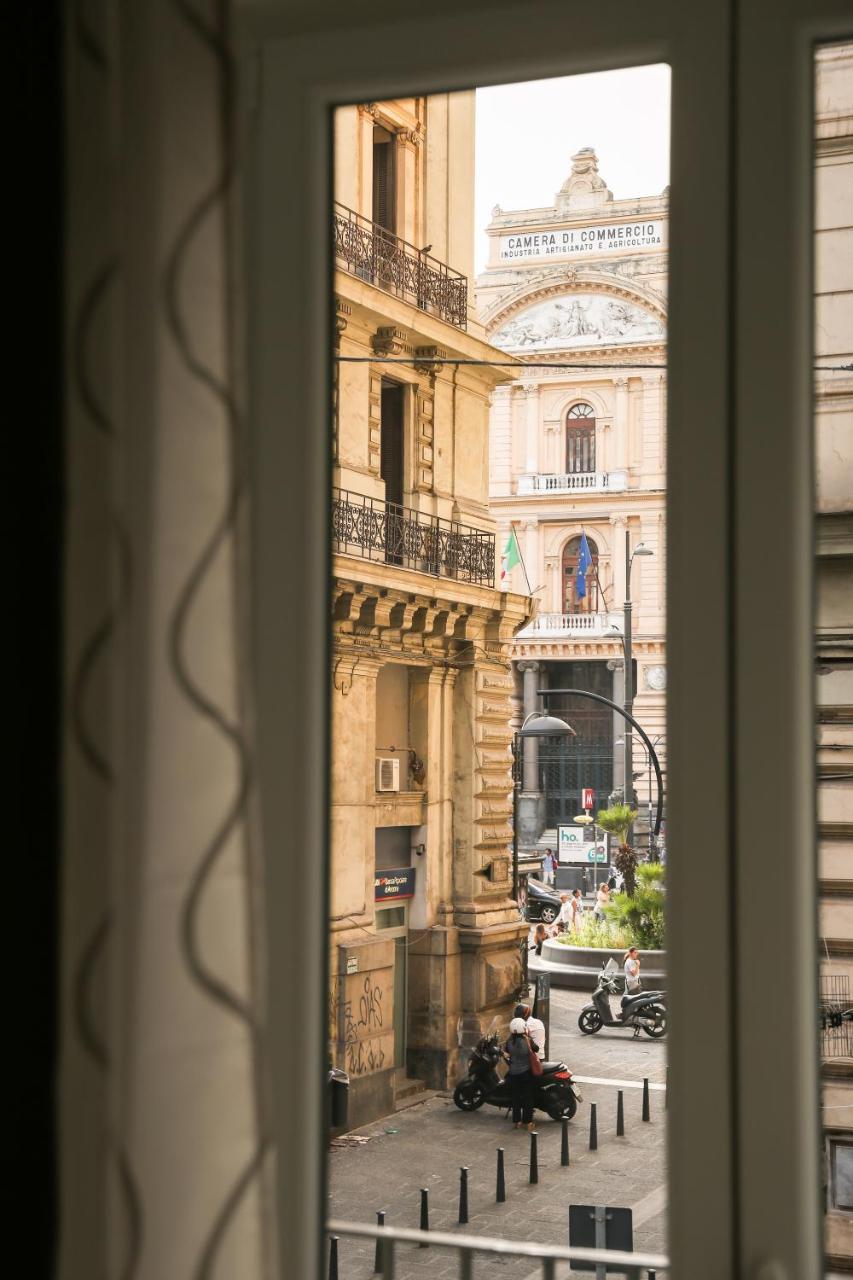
595 802 640 896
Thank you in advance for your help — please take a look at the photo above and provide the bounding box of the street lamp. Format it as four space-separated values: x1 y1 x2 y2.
616 731 664 856
512 711 575 900
623 535 653 831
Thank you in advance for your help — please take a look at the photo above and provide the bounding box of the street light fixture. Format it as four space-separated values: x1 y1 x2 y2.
511 711 575 901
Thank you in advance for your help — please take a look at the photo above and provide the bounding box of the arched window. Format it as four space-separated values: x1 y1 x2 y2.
562 534 599 613
566 402 596 474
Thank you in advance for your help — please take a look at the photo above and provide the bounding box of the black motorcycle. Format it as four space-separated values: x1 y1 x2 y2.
453 1029 581 1121
578 958 667 1038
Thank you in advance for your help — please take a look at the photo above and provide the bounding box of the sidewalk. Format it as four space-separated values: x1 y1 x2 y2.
328 988 668 1279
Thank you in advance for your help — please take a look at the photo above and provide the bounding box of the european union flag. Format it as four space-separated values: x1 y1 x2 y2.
575 531 593 600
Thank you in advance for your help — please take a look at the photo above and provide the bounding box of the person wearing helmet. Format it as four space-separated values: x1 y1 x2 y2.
504 1016 539 1130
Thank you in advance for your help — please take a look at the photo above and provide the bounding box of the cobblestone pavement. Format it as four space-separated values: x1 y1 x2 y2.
328 988 668 1279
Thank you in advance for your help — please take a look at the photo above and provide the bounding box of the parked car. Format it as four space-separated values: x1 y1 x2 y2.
524 876 562 924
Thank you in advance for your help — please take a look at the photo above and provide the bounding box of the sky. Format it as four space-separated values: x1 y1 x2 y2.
474 65 671 274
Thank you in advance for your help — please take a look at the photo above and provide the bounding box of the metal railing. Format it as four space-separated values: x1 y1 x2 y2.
334 203 468 330
327 1218 668 1278
819 974 853 1059
333 488 495 586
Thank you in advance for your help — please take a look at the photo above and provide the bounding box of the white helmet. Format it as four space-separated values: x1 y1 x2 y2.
509 1017 527 1035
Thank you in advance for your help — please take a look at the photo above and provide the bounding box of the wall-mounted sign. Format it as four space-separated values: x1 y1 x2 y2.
582 787 596 810
497 218 666 263
346 956 358 975
374 867 416 902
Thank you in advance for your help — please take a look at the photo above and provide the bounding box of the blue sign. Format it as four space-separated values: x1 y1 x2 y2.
374 867 416 902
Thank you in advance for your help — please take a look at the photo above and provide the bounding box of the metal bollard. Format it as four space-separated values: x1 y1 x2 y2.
561 1117 570 1166
529 1129 539 1184
373 1210 385 1274
419 1188 430 1247
589 1101 598 1151
642 1077 651 1122
496 1147 506 1202
617 1089 625 1136
458 1167 469 1225
328 1235 339 1280
648 1271 657 1279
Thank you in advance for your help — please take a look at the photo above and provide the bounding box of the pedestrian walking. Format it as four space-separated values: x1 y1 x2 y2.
541 847 558 887
515 1002 547 1060
623 945 641 993
504 1017 539 1130
529 923 548 956
593 881 610 924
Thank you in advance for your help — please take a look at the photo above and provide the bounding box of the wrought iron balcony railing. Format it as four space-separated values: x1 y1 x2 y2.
334 202 468 330
333 488 495 586
820 974 853 1059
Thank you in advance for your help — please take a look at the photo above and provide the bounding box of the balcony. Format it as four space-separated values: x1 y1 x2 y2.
334 203 468 330
333 487 495 586
515 611 624 639
517 470 627 496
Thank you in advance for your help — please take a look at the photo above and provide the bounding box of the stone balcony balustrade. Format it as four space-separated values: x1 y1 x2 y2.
516 470 628 495
515 610 624 639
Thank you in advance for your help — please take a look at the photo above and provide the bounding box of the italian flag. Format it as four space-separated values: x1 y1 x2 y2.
501 527 521 581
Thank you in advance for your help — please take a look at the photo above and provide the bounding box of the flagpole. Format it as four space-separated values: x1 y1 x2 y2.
580 524 609 610
511 522 534 596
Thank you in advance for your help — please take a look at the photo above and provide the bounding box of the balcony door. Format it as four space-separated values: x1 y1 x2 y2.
566 402 596 473
562 534 599 613
381 380 405 564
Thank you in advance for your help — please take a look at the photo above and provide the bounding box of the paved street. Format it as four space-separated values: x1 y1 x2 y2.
328 988 668 1279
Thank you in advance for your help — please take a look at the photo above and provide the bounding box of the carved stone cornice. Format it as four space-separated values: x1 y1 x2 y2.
372 326 410 357
414 345 447 375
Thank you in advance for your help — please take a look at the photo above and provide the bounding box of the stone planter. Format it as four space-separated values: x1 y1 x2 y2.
530 939 667 991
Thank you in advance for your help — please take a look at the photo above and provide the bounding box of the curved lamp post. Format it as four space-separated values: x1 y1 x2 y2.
511 712 575 901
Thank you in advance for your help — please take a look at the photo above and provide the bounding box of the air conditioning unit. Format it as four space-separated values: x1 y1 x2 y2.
376 757 401 792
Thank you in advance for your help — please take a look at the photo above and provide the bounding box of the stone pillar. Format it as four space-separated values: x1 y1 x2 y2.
489 384 513 497
611 377 629 488
524 519 538 592
517 660 543 844
611 514 627 608
524 383 540 475
330 658 380 929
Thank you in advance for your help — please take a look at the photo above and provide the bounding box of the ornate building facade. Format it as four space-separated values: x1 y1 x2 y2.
479 149 667 855
330 96 531 1126
814 41 853 1272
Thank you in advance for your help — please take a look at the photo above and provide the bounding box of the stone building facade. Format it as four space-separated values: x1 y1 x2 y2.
814 41 853 1273
331 96 531 1126
478 149 667 858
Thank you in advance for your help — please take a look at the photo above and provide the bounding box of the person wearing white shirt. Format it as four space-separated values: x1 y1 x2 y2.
515 1003 546 1060
554 893 573 933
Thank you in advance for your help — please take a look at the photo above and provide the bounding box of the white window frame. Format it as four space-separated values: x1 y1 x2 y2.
239 1 852 1276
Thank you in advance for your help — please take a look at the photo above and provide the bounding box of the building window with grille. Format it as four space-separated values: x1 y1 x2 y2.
562 533 599 612
372 125 398 234
566 402 596 473
827 1138 853 1214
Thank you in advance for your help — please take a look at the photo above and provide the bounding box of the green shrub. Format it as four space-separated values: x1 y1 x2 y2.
603 862 666 950
555 914 630 949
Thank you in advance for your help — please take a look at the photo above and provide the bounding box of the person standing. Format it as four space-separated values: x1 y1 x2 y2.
515 1002 547 1061
570 887 584 932
623 945 641 993
593 881 610 924
504 1017 538 1129
541 847 557 887
555 892 573 934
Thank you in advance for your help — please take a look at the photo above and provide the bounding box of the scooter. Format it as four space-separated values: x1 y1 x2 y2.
578 958 667 1038
453 1027 581 1121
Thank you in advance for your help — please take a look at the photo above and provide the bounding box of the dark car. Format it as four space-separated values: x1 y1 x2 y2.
524 876 562 924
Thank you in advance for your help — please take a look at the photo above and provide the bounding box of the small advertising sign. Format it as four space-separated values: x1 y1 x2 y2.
558 825 608 866
582 787 596 811
374 867 416 902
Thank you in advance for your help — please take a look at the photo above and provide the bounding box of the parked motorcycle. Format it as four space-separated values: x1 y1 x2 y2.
578 958 667 1038
453 1025 581 1121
